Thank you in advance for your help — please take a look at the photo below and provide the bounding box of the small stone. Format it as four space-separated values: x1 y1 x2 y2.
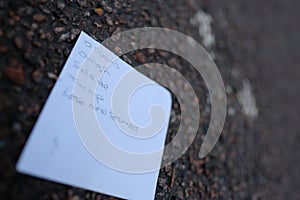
121 55 132 64
47 72 57 80
134 52 146 63
57 1 65 10
106 17 113 25
33 40 42 47
58 18 68 25
168 57 178 67
4 59 24 85
31 23 38 30
14 37 23 49
26 31 34 40
32 69 43 83
101 0 113 13
39 29 46 39
94 8 104 16
159 51 169 58
53 27 65 33
71 28 81 40
147 48 155 54
84 11 90 17
41 7 50 14
141 11 150 20
32 13 46 22
93 22 102 28
59 33 70 41
77 0 86 7
113 1 121 9
81 21 87 27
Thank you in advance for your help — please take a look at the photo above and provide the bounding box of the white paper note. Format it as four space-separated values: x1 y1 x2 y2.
16 32 172 200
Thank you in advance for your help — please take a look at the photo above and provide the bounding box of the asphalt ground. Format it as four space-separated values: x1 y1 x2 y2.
0 0 299 199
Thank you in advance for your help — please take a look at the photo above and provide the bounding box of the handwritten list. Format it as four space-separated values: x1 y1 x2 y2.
16 31 172 200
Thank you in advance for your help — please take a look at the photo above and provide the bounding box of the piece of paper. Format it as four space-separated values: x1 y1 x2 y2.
16 32 172 200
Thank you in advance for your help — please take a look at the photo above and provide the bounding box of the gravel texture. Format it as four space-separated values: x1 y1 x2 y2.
0 0 299 199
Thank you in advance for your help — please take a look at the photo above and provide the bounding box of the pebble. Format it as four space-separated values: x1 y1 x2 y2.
41 7 50 14
14 37 23 49
159 51 169 58
134 52 146 63
121 55 132 64
101 0 113 13
77 0 86 7
26 31 34 40
31 23 38 30
32 69 43 83
84 11 90 17
4 59 24 85
38 29 47 39
105 17 113 26
33 40 42 47
47 72 57 80
32 13 46 22
57 1 65 10
167 57 178 67
94 8 104 16
59 33 70 41
147 48 155 54
93 22 102 28
71 28 81 40
53 27 65 33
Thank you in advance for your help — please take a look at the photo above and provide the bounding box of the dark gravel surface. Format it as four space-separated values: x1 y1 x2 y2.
0 0 299 199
